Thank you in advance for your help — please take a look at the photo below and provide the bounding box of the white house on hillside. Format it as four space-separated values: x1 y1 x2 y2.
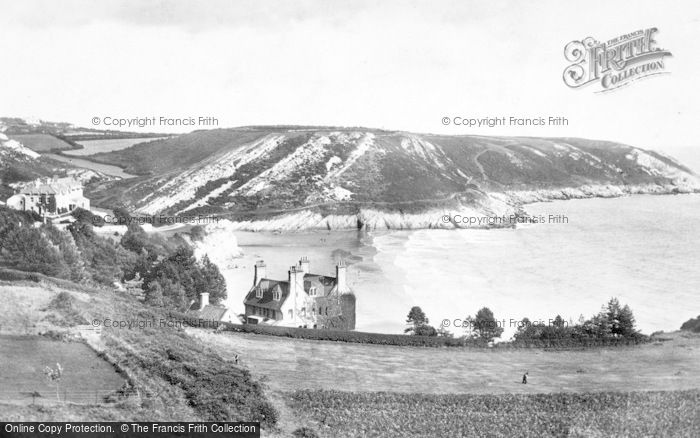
6 176 89 217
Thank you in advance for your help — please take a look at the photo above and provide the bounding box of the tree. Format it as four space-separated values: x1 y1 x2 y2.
197 255 227 304
2 226 67 277
516 317 531 332
404 306 428 334
145 281 164 307
43 363 63 401
71 207 103 227
190 225 206 241
471 307 504 343
120 223 148 253
112 206 132 223
414 324 438 337
161 279 187 310
552 315 566 329
43 225 84 281
600 298 637 337
617 304 637 337
681 315 700 333
436 326 454 338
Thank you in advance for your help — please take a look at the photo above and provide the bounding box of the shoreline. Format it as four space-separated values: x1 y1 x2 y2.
213 184 700 232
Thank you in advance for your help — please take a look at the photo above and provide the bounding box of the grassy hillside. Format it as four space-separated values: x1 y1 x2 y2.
0 279 277 428
83 127 700 218
89 129 271 175
11 134 74 152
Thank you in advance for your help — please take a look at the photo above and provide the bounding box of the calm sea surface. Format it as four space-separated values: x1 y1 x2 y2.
221 194 700 339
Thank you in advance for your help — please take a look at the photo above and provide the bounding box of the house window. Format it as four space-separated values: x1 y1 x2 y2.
273 290 280 301
256 287 263 299
288 309 293 318
312 307 316 315
309 287 317 297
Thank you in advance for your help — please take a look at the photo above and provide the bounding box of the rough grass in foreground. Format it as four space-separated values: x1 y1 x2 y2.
104 326 278 426
0 281 278 428
287 389 700 438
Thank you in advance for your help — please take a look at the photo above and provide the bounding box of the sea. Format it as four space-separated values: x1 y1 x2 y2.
220 193 700 340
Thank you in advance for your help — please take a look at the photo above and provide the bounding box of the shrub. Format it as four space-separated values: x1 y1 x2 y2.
681 316 700 333
292 427 320 438
44 291 89 327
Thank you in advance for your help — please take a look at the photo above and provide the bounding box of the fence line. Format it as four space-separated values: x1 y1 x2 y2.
1 389 140 405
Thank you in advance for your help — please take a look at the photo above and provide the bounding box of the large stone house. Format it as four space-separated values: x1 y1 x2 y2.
243 257 356 330
6 176 89 217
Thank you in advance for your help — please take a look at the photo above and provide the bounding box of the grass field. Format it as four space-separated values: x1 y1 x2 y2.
187 329 700 394
0 281 277 427
188 328 700 437
0 335 125 404
286 389 700 437
13 134 74 152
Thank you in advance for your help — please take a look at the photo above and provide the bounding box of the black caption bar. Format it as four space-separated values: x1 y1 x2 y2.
1 422 260 438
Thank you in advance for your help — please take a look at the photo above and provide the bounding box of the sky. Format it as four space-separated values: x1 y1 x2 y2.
1 0 699 158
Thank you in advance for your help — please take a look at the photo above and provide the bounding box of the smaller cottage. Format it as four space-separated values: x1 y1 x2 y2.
186 292 237 324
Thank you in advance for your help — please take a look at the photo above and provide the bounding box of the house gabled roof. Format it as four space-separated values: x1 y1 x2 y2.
186 305 228 321
244 273 339 310
303 274 337 296
243 279 290 310
19 177 82 196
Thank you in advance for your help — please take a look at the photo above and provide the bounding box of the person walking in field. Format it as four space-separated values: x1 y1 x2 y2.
522 371 528 384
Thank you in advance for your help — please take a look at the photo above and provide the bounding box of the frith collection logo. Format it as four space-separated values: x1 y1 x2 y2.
563 28 672 92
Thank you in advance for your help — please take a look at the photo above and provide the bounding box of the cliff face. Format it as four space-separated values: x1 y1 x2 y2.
88 127 700 230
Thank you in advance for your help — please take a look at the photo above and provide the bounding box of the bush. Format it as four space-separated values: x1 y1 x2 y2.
681 316 700 333
251 400 279 427
1 166 34 184
71 207 104 227
292 427 320 438
45 291 89 326
0 269 40 282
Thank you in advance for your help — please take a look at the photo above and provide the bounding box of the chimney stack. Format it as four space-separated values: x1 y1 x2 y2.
299 256 310 274
199 292 209 310
254 260 266 286
289 265 303 301
336 260 348 293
